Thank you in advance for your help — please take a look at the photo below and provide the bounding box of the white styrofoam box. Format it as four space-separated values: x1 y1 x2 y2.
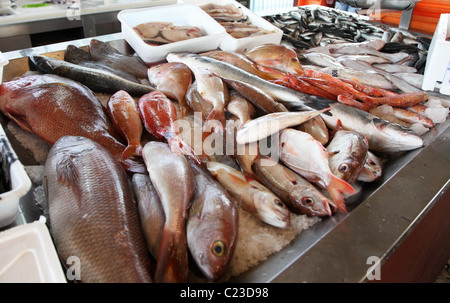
0 217 67 283
181 0 283 52
0 51 8 84
118 3 227 63
0 124 32 228
422 14 450 95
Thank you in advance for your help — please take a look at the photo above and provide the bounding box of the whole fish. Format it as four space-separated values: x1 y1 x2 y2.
185 80 214 119
89 39 149 79
147 62 193 116
302 52 344 68
64 44 140 83
328 45 410 63
392 107 434 128
335 55 390 65
0 74 146 173
373 63 417 74
279 129 355 213
29 55 155 96
187 161 239 282
357 151 383 182
244 43 304 76
207 161 290 229
131 173 165 260
252 156 334 217
305 39 387 55
166 52 331 112
297 116 329 145
107 90 144 161
320 103 423 153
393 73 424 89
326 130 369 184
226 90 256 126
142 142 195 283
320 66 396 90
138 91 201 163
45 136 152 283
236 108 330 145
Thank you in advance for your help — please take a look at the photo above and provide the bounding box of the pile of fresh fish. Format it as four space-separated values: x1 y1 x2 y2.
134 22 202 46
2 27 447 282
201 3 276 39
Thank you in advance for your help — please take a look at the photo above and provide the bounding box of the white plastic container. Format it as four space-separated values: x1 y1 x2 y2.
181 0 283 52
0 124 32 228
422 14 450 95
0 51 8 84
0 217 67 283
118 4 227 63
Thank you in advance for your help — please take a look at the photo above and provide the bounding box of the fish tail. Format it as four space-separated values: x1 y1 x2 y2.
168 136 202 164
121 144 143 161
206 108 226 132
326 175 355 214
155 227 189 283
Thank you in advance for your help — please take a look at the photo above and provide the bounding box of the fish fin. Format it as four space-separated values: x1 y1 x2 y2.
205 109 226 132
327 175 355 214
121 144 143 161
168 135 202 164
121 156 147 174
155 227 189 283
4 112 33 133
55 154 82 207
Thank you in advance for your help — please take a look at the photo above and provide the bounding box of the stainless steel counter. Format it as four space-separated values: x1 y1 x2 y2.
1 33 449 283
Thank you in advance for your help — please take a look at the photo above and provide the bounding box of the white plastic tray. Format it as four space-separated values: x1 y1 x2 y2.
0 51 8 84
0 217 66 283
118 3 227 63
182 0 283 52
0 124 32 228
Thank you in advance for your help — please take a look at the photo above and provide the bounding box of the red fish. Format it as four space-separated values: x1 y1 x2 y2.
138 91 201 163
107 90 144 161
0 74 145 173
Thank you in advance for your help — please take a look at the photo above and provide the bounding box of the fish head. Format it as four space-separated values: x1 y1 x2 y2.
291 187 333 217
253 192 290 228
329 152 366 185
369 119 423 153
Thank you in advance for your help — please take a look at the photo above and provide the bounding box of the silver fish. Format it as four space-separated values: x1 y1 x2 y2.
357 151 383 182
302 52 344 68
373 63 417 74
335 55 390 65
327 130 369 184
252 156 334 217
207 161 291 229
320 66 396 90
328 45 410 63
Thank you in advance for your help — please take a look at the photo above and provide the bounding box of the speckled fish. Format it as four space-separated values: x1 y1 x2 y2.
45 136 152 283
89 39 149 79
207 161 290 229
187 161 239 282
279 129 355 214
0 74 146 173
29 55 154 96
65 44 140 83
252 156 333 217
108 90 144 161
147 62 193 116
357 151 383 183
327 130 369 185
320 103 424 153
138 91 201 163
236 108 330 145
142 141 195 283
131 173 165 260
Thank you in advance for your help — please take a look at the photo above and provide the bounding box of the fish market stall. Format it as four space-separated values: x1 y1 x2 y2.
0 2 449 284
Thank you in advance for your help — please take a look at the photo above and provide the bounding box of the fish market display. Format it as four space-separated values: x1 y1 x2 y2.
187 161 239 282
107 90 144 161
142 141 194 283
0 74 145 173
200 3 275 39
29 55 155 96
134 22 202 45
207 161 290 229
45 136 152 283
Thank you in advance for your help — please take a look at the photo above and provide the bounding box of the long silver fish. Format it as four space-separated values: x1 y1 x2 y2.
187 161 239 282
207 161 290 229
320 66 397 90
327 130 369 184
142 141 194 283
320 103 423 153
302 52 344 68
252 156 334 217
45 136 152 283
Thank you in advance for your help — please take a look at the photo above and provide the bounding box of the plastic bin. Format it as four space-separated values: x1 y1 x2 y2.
0 51 8 84
118 3 227 63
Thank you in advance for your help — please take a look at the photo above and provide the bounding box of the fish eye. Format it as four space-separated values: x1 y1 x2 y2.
274 199 285 208
369 161 376 166
302 197 314 205
339 164 349 173
211 240 226 257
